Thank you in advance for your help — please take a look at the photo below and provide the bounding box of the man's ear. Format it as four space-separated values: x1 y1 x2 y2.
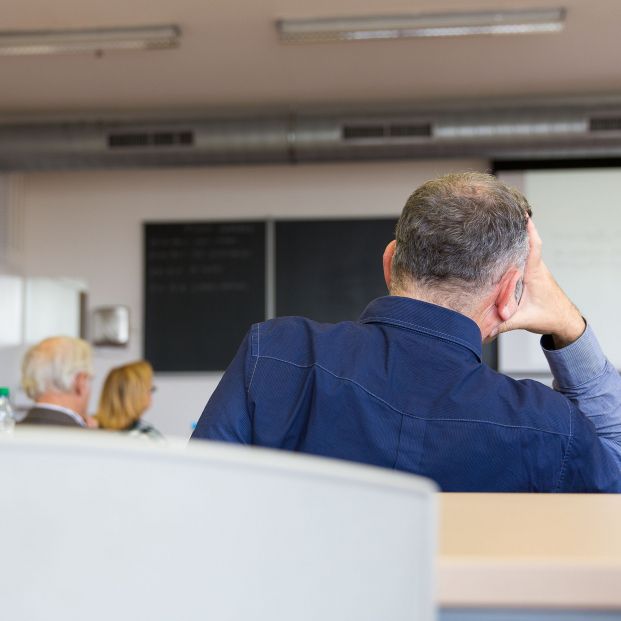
383 240 397 290
496 268 523 322
74 372 90 397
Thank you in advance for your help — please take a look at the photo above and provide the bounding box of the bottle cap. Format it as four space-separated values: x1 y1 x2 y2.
0 387 9 398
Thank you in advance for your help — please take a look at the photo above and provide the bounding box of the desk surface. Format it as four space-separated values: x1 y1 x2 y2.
438 494 621 610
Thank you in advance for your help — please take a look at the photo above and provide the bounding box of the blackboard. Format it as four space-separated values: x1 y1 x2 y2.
144 221 265 371
276 219 397 323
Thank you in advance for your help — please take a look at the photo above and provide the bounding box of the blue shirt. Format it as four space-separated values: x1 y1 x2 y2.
192 296 621 492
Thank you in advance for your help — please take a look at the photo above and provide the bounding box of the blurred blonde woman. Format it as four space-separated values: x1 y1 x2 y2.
96 361 163 441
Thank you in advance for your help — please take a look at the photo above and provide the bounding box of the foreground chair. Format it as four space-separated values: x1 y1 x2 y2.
0 429 437 620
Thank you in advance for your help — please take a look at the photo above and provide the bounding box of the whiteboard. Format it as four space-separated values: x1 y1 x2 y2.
0 275 22 346
498 168 621 373
24 277 83 343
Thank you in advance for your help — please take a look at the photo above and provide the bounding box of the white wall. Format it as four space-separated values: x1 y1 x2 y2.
18 159 486 437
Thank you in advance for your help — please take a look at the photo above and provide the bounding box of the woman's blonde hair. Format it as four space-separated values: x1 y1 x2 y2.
97 361 153 430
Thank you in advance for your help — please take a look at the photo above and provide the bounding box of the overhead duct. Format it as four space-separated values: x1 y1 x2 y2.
0 119 292 170
2 96 621 170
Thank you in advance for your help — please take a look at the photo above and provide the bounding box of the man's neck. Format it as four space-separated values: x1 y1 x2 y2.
390 286 489 341
35 393 85 421
390 285 475 318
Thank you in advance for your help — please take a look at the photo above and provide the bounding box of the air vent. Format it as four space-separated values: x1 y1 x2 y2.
342 125 385 140
590 118 621 132
108 130 194 149
389 123 432 137
342 122 431 140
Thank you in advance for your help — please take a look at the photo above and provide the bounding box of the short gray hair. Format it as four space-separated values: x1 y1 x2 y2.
392 172 531 301
21 336 93 400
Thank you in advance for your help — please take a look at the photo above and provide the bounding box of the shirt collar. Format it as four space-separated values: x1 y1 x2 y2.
35 402 86 427
359 296 483 362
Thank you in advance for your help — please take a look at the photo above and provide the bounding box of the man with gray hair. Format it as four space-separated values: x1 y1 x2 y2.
21 336 94 428
193 172 621 492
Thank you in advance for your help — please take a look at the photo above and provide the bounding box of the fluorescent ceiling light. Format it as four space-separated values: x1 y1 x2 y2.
277 8 566 43
0 25 180 56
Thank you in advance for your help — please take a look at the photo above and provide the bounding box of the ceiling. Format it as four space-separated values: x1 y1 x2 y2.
0 0 619 118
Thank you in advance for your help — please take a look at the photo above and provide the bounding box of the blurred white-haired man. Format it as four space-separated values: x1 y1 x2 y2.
20 336 94 428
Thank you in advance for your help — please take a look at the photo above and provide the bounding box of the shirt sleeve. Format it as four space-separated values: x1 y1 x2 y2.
542 324 621 467
190 326 257 444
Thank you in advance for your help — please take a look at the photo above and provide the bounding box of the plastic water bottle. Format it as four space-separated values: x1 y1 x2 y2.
0 387 16 434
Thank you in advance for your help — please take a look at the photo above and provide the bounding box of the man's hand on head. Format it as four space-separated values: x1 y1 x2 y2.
495 218 585 349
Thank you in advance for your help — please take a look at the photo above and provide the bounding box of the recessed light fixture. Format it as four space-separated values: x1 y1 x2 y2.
276 8 566 43
0 25 181 56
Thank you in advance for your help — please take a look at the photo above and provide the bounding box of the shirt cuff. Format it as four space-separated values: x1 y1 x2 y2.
541 324 607 389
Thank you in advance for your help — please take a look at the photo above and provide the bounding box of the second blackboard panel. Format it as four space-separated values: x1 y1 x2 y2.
276 218 397 323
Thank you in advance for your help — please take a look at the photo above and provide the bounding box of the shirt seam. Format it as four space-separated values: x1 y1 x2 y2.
392 413 404 469
554 400 574 492
360 315 480 359
258 354 570 438
247 323 260 394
